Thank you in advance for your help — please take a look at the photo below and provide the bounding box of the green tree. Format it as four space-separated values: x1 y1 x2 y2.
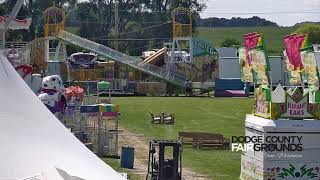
295 24 320 44
220 38 241 47
1 0 206 55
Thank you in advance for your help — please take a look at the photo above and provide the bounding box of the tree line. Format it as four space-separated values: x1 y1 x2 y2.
197 16 278 27
0 0 205 56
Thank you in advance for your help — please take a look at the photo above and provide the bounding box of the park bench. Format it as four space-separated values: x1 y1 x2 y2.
178 132 230 150
150 112 175 124
150 112 161 124
161 112 175 124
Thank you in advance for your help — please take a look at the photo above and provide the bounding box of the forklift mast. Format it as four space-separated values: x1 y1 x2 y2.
146 140 182 180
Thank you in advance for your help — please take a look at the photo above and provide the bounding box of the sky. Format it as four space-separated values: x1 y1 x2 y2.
200 0 320 26
1 0 319 26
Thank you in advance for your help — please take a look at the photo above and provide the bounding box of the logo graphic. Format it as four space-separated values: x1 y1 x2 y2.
276 164 318 179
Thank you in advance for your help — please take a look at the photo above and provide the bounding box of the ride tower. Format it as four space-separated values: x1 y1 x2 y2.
43 6 67 64
168 7 193 73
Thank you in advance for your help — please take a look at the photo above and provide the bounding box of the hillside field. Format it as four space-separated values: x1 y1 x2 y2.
196 26 297 55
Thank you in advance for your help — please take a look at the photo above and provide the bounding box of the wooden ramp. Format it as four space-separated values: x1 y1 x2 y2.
140 47 167 65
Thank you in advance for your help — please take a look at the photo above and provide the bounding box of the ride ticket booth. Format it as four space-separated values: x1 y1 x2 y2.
240 85 320 180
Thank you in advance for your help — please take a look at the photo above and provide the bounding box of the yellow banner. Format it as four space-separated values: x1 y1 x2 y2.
301 51 319 86
250 49 269 85
239 47 253 82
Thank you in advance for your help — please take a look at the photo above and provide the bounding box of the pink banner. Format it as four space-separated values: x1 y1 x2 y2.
0 16 32 30
284 34 306 70
243 33 261 64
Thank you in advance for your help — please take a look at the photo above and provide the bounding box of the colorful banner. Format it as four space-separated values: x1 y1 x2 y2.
239 47 253 82
283 34 306 70
283 33 319 86
283 50 302 85
244 32 261 65
301 50 319 86
254 85 271 118
250 48 269 85
243 32 269 85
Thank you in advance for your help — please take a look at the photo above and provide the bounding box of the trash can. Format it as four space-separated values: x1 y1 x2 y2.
120 146 134 169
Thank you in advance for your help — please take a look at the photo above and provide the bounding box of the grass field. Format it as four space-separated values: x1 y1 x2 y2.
102 158 140 180
110 96 253 180
197 26 297 55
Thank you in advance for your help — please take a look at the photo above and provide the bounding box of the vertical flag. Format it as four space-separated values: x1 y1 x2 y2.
283 34 318 86
243 32 270 85
239 47 253 82
301 47 319 86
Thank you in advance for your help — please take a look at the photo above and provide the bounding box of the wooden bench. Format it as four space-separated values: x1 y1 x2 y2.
178 132 230 150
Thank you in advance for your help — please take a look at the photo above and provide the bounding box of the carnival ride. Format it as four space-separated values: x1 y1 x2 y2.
140 47 167 66
1 4 219 94
30 6 218 92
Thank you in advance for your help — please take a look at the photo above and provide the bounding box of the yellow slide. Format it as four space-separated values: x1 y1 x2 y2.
140 47 167 65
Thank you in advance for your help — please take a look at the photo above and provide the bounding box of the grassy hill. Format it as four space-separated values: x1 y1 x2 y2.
196 26 297 55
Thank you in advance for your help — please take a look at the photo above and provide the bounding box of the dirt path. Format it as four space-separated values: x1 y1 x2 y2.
118 126 209 180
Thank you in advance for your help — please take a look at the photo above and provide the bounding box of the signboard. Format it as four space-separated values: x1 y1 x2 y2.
255 91 268 117
280 89 312 118
254 86 320 120
192 38 219 61
254 86 271 118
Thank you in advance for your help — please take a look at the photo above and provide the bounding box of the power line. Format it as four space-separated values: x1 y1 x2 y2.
119 21 172 36
71 21 172 39
65 20 170 25
75 21 172 40
125 41 166 51
118 10 167 13
66 20 111 25
86 38 171 41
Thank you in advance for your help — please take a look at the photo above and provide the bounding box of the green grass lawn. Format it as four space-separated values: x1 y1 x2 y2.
102 158 141 180
112 96 253 180
197 26 297 55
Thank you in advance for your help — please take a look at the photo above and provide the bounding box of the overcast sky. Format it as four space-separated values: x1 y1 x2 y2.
2 0 319 26
200 0 320 26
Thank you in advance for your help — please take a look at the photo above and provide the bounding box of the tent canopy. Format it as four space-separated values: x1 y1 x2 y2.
0 54 125 180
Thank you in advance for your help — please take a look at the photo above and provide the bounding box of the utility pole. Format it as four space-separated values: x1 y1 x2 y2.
115 1 119 51
114 1 120 78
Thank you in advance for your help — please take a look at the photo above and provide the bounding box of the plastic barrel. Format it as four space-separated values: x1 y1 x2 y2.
120 146 134 169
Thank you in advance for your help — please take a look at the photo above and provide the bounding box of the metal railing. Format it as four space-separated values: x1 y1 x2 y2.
4 41 28 49
57 31 188 87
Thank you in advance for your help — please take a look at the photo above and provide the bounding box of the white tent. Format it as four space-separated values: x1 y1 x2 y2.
0 54 125 180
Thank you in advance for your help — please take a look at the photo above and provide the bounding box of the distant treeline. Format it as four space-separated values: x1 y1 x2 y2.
197 16 278 27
